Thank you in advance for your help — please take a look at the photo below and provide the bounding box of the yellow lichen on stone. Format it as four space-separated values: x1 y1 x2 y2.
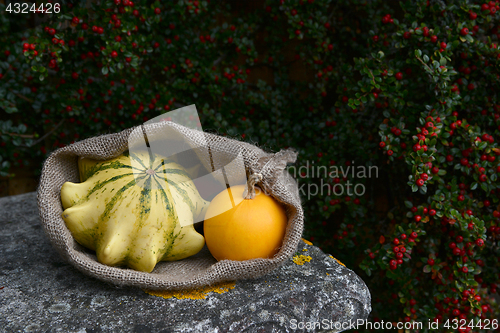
329 255 346 267
144 281 236 300
293 254 312 265
302 248 308 252
302 238 313 245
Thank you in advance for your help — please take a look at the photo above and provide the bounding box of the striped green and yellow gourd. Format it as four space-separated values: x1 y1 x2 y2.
60 150 208 273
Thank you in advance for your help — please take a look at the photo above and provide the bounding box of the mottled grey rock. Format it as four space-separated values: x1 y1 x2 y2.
0 192 371 333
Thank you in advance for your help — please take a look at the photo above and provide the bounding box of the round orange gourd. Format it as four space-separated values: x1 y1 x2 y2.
203 185 287 261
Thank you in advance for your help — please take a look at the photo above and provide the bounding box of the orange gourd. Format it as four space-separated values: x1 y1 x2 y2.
203 183 287 261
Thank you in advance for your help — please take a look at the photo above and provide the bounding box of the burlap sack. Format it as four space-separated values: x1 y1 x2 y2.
37 121 303 290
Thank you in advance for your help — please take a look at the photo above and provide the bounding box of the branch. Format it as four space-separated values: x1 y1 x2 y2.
365 66 377 86
22 119 65 147
415 55 433 73
9 89 35 103
0 132 35 139
0 98 16 107
213 53 226 67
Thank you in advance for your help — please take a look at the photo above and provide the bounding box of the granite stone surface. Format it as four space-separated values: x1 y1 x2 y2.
0 192 371 332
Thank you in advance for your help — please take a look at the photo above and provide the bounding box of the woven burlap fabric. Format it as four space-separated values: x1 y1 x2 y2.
37 121 303 290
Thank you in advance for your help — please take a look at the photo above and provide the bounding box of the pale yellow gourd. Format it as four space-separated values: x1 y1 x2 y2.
60 150 208 273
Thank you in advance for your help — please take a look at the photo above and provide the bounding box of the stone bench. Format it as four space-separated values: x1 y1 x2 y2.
0 192 371 332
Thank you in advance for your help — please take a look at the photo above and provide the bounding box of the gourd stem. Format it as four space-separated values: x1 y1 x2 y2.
244 173 263 199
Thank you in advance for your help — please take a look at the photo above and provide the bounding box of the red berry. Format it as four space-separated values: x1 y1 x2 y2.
72 17 79 24
475 239 484 247
460 27 469 36
429 209 436 216
430 35 438 43
440 42 447 49
416 179 425 187
72 72 79 79
111 51 118 58
395 72 403 80
427 258 435 265
414 215 422 222
154 8 161 14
